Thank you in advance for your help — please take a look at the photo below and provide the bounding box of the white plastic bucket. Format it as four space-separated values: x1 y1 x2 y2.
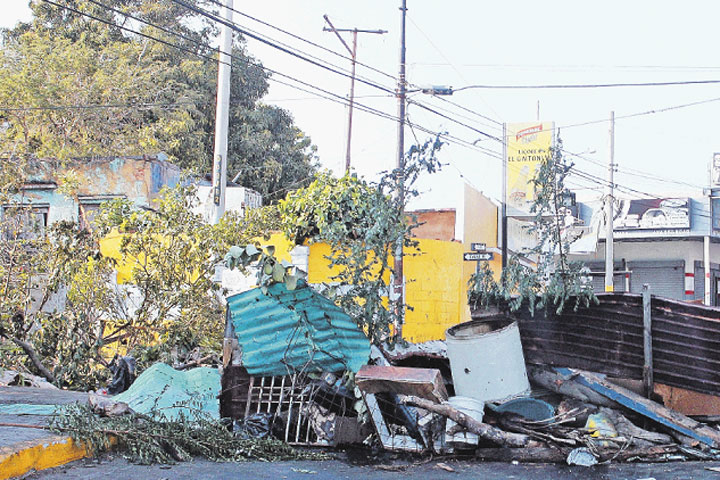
446 317 530 403
445 396 484 446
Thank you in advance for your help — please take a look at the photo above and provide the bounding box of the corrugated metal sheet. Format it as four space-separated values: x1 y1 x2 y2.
226 283 370 377
473 293 720 397
630 262 684 299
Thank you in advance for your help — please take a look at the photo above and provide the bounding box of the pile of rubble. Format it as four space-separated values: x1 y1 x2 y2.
219 283 720 465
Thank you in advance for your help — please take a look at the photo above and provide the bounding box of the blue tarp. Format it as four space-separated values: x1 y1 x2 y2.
113 363 220 420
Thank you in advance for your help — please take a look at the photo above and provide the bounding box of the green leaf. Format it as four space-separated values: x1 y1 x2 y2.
264 245 275 256
263 262 274 275
245 244 259 256
285 274 298 291
272 262 286 282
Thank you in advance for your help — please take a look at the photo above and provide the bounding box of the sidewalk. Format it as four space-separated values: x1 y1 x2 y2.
0 386 91 479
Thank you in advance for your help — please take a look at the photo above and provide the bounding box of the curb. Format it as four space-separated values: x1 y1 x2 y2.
0 433 89 480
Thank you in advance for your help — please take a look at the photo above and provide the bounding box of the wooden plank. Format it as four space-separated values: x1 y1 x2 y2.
356 365 448 403
555 368 720 448
643 284 654 399
362 392 423 452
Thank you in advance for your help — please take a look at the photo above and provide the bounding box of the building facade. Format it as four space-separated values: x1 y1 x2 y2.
570 196 720 305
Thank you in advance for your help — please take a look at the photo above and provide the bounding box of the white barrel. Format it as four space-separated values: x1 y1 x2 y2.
445 396 484 446
446 317 530 403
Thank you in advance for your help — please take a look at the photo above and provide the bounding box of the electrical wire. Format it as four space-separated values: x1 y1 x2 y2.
175 0 512 145
40 0 399 126
169 0 397 95
37 0 711 208
453 80 720 91
405 12 503 122
0 101 199 112
196 2 398 95
204 0 402 85
407 99 500 142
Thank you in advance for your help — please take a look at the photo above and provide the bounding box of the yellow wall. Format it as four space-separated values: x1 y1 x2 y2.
460 183 503 324
99 229 134 284
403 239 466 342
100 186 499 344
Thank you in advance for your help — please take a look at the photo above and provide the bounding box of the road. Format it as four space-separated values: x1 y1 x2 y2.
24 455 720 479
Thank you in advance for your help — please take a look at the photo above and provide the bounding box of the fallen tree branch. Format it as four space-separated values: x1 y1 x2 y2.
0 422 50 430
401 395 535 448
8 336 56 384
174 354 215 370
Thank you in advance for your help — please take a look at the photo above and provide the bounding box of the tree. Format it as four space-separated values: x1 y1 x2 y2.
467 140 596 315
0 1 317 201
277 138 443 344
0 180 276 388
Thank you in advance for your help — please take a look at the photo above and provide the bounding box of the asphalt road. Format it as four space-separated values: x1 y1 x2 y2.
24 455 720 480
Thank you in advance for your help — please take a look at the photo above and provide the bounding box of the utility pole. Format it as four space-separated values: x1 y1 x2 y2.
323 16 386 173
393 0 407 338
604 111 615 292
211 0 233 225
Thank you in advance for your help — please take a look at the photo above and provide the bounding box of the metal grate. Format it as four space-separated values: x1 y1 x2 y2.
243 374 324 445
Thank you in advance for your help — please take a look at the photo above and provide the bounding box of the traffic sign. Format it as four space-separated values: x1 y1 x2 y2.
470 242 486 252
463 252 494 262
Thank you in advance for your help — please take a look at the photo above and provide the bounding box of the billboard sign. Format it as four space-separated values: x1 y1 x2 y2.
713 153 720 186
506 121 554 214
613 198 690 238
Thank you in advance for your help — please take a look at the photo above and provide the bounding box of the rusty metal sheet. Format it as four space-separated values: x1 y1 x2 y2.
473 293 720 397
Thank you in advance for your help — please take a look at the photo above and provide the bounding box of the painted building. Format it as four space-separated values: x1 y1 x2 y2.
3 155 182 233
570 195 720 305
237 183 504 343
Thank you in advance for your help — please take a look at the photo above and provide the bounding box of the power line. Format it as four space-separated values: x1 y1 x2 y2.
434 95 503 126
0 101 198 112
42 0 399 125
407 99 500 142
169 0 397 95
38 0 507 175
405 12 503 122
453 80 720 91
177 0 510 148
406 93 501 132
41 0 702 205
204 0 401 85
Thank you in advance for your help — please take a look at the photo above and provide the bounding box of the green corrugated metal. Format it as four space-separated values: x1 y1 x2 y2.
226 282 370 376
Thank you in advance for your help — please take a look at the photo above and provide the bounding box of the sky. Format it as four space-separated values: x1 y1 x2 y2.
4 1 720 210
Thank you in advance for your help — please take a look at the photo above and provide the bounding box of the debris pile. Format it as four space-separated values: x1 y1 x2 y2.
218 285 720 465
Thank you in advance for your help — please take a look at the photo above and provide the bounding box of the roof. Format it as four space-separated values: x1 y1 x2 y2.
226 282 370 377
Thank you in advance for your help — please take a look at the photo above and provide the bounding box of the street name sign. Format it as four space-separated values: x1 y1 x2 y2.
463 252 494 262
470 242 487 252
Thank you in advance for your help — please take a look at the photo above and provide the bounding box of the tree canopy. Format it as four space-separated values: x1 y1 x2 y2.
0 0 317 202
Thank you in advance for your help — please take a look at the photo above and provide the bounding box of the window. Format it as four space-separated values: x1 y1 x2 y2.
78 195 122 231
2 205 49 241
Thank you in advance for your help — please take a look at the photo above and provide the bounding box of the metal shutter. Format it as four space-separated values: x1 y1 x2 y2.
628 261 684 300
693 261 720 305
695 263 705 301
586 261 626 293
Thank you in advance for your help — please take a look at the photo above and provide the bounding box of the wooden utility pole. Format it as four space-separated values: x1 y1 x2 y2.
604 111 615 291
323 16 386 173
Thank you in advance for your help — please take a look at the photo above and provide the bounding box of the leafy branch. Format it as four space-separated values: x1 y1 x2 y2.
468 139 596 315
50 403 325 465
